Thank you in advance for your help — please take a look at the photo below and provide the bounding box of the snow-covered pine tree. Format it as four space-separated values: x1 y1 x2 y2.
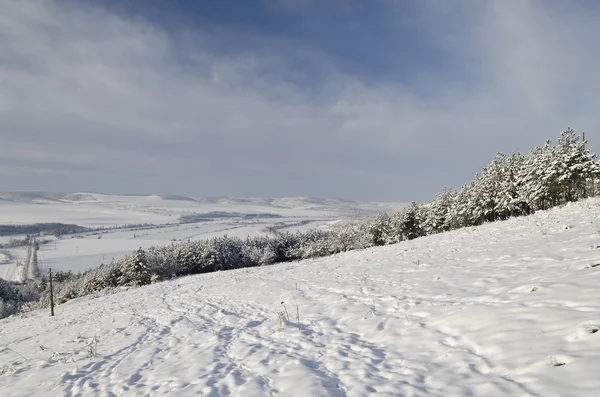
242 235 277 266
553 127 600 202
399 202 426 240
119 247 151 286
476 151 525 222
368 213 395 246
146 244 180 279
211 236 249 270
291 229 333 258
518 141 555 211
445 183 471 230
423 187 457 234
493 152 526 219
580 135 600 197
480 153 505 222
175 241 208 275
517 146 538 210
460 176 486 226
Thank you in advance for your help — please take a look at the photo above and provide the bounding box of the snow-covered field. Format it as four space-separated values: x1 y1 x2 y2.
0 192 405 228
0 252 12 281
0 192 401 278
2 199 600 396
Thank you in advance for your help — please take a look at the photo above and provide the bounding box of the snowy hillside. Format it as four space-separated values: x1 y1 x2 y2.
2 199 600 396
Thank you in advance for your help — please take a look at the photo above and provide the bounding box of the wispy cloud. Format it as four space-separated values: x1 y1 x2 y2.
1 0 599 200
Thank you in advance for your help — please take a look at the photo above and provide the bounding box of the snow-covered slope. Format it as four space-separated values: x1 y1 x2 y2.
2 199 600 396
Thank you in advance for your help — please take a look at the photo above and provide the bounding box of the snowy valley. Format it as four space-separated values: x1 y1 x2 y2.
0 192 404 280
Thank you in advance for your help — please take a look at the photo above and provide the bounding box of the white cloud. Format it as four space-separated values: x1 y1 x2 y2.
1 0 599 200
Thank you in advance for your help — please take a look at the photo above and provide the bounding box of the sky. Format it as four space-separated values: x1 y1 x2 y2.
1 0 600 202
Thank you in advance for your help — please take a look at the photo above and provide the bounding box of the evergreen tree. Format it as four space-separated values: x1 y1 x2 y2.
446 183 471 229
493 152 525 219
368 213 394 246
553 127 600 202
119 248 151 286
518 141 555 210
459 176 486 226
480 153 506 222
424 187 456 234
400 202 426 240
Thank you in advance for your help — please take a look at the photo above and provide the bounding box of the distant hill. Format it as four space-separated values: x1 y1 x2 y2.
0 192 408 215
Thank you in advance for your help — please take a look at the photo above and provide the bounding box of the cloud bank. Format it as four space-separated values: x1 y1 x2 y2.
1 0 599 200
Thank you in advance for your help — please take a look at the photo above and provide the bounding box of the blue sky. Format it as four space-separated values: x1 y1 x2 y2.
1 0 600 201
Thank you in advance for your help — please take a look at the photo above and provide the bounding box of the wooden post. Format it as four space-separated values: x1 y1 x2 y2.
49 268 55 317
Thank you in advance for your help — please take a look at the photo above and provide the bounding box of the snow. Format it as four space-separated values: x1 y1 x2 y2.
0 193 405 277
0 193 403 278
0 251 15 281
0 193 406 228
0 200 173 228
3 199 600 396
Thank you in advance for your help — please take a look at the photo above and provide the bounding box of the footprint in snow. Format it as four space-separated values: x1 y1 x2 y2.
566 321 600 342
546 355 571 367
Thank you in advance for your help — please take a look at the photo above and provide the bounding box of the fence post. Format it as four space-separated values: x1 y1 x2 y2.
49 268 55 317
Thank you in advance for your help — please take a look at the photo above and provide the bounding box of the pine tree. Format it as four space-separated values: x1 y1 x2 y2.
400 202 426 240
553 127 600 202
463 176 486 226
519 141 555 210
493 152 525 219
480 153 505 222
424 187 457 234
368 213 394 246
446 183 471 229
119 248 151 286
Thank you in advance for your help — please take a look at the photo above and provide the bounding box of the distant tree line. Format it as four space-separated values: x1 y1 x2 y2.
0 223 88 237
3 127 598 316
179 212 282 224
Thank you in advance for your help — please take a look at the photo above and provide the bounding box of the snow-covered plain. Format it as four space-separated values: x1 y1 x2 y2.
1 193 400 278
0 192 406 228
3 199 600 396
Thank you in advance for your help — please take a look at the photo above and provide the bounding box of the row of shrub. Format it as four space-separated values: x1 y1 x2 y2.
44 226 371 306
